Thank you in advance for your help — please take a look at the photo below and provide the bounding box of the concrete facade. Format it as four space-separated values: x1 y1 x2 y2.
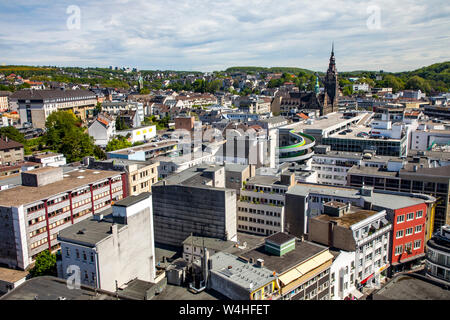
58 193 156 292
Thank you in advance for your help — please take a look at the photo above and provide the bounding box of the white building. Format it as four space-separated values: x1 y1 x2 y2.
57 193 158 292
115 125 157 144
25 152 66 167
88 114 116 148
330 250 358 300
237 173 295 236
353 83 370 92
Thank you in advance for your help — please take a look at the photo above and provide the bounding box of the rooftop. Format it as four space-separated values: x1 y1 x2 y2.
0 137 23 150
315 208 379 228
0 168 122 207
0 267 28 284
10 89 96 101
182 236 236 252
265 232 296 246
0 276 118 300
241 240 328 274
373 274 450 300
109 140 178 155
57 212 126 247
113 192 151 208
287 183 430 210
209 252 276 292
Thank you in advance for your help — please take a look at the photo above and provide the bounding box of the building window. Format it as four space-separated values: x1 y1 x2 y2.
414 240 421 250
416 210 423 219
396 230 404 239
76 249 80 259
406 212 414 221
66 248 70 257
395 245 403 256
397 215 405 224
405 227 413 236
415 225 422 234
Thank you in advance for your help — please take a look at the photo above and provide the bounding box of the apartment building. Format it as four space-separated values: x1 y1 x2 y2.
101 101 145 123
86 158 159 196
312 146 391 186
308 201 392 290
57 193 157 292
88 113 116 148
347 158 450 234
12 89 97 128
0 137 24 166
0 91 10 112
329 249 358 300
285 183 435 276
237 173 295 236
0 166 126 270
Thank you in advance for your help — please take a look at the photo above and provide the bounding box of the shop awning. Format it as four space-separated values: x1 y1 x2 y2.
278 268 302 285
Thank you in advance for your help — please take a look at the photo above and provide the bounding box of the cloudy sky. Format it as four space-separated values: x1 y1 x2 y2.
0 0 449 72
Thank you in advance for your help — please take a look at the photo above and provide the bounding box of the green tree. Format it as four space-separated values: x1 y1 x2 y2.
44 110 97 162
405 75 432 93
29 250 57 278
342 86 353 96
0 126 26 144
106 136 132 152
115 117 130 131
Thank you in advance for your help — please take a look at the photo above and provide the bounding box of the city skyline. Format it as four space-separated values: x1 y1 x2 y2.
0 0 449 72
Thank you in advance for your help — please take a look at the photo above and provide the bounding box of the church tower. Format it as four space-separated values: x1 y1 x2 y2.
323 43 339 115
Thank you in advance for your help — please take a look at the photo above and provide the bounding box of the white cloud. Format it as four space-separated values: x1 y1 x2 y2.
0 0 448 71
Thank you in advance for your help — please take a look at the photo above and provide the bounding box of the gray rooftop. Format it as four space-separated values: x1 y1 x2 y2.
224 163 249 173
241 240 328 274
209 252 277 292
57 213 126 247
287 183 432 210
113 192 151 208
373 274 450 300
182 236 236 252
0 276 118 300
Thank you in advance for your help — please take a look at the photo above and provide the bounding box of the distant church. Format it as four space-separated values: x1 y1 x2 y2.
272 45 339 116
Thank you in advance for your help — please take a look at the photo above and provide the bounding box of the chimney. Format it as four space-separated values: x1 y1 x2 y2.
110 224 118 235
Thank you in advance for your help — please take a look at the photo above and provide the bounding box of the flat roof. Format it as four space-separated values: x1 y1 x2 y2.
374 274 450 300
241 240 327 274
210 252 276 292
113 192 151 207
328 123 404 142
315 209 379 228
0 168 122 207
0 267 28 284
265 232 296 245
282 112 363 132
110 140 178 155
0 276 117 300
58 214 126 247
182 236 236 251
288 183 428 210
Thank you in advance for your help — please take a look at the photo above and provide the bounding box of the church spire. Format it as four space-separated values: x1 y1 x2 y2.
332 41 334 56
